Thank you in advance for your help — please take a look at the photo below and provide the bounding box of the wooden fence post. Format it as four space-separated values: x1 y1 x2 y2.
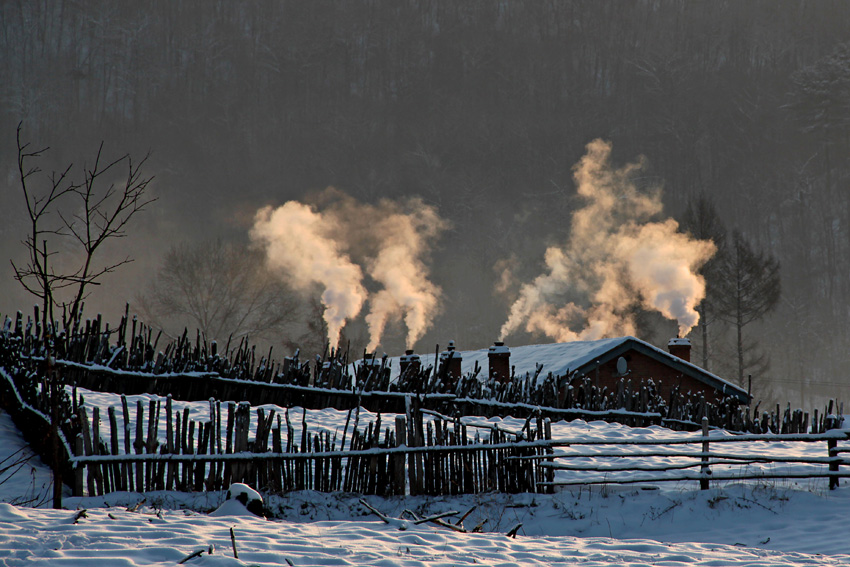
828 438 839 490
544 418 554 494
700 416 710 490
394 415 406 496
74 434 84 496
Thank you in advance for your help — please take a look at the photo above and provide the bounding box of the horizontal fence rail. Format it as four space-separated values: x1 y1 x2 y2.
67 393 850 498
68 393 556 498
513 421 850 490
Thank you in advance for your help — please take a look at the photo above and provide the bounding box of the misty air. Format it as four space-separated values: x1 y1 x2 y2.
2 2 850 565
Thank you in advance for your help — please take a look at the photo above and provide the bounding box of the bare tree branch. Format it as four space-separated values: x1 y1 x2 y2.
13 124 155 333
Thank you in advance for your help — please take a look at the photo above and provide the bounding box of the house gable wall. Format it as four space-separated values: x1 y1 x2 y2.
571 348 727 404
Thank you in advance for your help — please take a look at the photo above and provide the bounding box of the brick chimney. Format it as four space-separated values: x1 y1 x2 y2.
439 340 462 381
399 349 421 377
668 337 691 362
488 341 511 383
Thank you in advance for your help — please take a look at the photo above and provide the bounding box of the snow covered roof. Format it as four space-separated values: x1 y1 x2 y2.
374 336 749 403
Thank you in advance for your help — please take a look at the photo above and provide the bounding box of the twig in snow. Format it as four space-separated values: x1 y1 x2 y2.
412 510 459 525
230 526 239 558
429 518 467 533
178 548 208 564
506 523 523 538
359 499 391 524
456 506 477 526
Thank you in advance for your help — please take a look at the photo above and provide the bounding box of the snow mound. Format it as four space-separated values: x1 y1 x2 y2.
210 483 266 518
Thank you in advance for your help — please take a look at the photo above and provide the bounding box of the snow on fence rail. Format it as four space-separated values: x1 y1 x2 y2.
68 394 554 498
516 419 850 490
67 392 850 499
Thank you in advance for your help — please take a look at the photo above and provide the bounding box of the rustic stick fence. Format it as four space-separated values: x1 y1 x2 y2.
68 394 850 499
3 307 843 435
4 308 850 501
517 416 850 491
68 394 555 498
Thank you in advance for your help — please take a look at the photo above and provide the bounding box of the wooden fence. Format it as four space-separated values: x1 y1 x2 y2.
4 308 850 502
4 307 844 435
68 394 554 498
68 392 850 499
516 417 850 491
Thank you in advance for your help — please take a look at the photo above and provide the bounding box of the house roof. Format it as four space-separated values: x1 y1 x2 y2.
371 336 750 403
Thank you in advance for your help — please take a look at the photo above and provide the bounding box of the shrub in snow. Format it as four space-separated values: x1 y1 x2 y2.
211 483 266 518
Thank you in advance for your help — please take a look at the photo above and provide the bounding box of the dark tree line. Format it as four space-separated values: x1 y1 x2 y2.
2 1 850 407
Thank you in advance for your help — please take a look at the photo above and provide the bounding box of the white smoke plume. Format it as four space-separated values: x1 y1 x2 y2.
500 139 715 342
250 201 367 349
361 198 445 351
250 192 445 352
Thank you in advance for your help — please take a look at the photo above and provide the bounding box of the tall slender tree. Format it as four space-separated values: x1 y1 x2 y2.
714 230 781 387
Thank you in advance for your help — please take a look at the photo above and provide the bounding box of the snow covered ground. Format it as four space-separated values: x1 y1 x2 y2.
2 393 850 565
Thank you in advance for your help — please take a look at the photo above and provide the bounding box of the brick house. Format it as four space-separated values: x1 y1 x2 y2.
551 336 750 405
392 336 750 404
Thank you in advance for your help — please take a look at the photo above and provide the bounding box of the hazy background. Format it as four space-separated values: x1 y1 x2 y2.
2 0 850 409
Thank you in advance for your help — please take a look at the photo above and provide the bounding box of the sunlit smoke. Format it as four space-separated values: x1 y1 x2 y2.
250 192 445 352
250 202 367 349
499 139 715 342
361 198 445 351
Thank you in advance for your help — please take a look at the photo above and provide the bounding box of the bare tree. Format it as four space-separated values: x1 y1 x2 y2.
714 230 781 387
12 124 154 509
136 239 299 345
12 123 155 333
11 124 79 333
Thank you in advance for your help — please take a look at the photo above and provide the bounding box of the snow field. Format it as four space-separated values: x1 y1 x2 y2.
3 391 850 564
1 501 848 566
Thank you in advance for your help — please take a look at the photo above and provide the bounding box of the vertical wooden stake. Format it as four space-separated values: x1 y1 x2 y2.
230 526 239 558
544 418 554 494
700 416 710 490
394 415 406 496
74 434 84 496
828 438 839 490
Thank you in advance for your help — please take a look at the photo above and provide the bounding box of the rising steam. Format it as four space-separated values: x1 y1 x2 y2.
361 198 445 351
250 193 445 351
250 201 367 349
500 139 715 342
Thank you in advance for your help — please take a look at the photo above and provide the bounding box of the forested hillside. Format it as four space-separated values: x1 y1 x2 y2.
2 1 849 407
